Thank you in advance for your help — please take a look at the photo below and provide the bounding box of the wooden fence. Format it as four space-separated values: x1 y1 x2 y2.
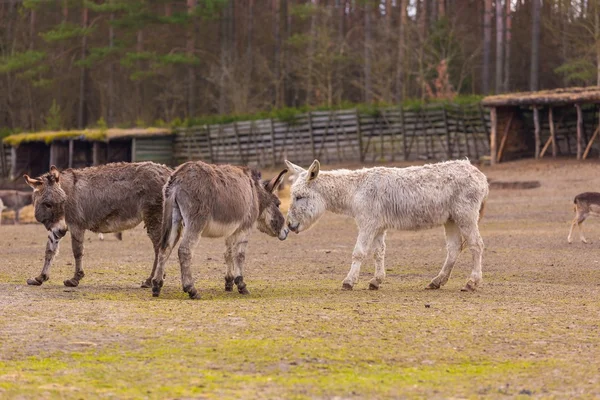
174 105 491 167
0 144 10 178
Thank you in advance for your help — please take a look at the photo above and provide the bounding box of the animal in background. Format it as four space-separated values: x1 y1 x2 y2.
0 198 5 225
285 159 489 292
567 192 600 244
0 190 33 224
24 162 171 289
98 232 123 241
150 161 288 299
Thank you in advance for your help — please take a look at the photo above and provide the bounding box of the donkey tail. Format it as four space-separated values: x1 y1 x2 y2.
159 190 176 251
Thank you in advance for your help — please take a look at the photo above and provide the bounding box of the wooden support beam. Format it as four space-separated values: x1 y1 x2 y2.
576 103 583 160
549 106 557 157
49 142 56 169
496 110 515 162
539 135 554 158
10 147 17 180
131 138 137 162
583 126 600 160
533 106 541 159
92 142 99 165
68 139 74 168
490 107 497 165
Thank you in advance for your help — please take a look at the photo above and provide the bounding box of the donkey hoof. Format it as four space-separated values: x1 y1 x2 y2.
460 282 477 292
64 279 79 287
188 289 201 300
426 282 441 290
341 283 353 290
152 292 160 298
368 283 379 290
27 277 43 286
239 287 250 295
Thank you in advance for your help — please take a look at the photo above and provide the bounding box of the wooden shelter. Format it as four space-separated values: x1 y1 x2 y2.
2 128 174 179
482 87 600 164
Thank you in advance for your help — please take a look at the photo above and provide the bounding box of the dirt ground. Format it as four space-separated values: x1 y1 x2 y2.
1 158 600 399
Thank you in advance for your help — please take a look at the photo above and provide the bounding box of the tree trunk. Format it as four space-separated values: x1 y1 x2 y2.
395 0 407 102
306 0 318 105
438 0 445 18
364 0 372 103
596 2 600 85
78 6 89 129
136 30 143 120
28 8 36 130
219 2 229 114
107 4 115 127
530 0 541 91
273 0 281 107
482 0 492 94
495 0 503 94
503 0 511 92
186 0 197 118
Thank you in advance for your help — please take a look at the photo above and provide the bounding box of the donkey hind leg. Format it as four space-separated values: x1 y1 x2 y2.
342 229 376 290
224 242 234 292
456 219 484 292
368 231 387 290
150 215 183 296
176 223 203 299
27 226 67 285
226 233 250 295
427 220 462 290
143 206 179 288
64 228 86 287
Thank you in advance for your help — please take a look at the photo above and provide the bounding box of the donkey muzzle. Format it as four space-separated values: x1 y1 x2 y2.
278 227 289 241
288 221 300 233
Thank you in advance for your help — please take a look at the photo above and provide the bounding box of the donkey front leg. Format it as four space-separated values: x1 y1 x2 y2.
342 229 376 290
368 231 387 290
427 220 462 290
27 224 68 285
64 228 86 287
226 233 250 295
457 221 484 292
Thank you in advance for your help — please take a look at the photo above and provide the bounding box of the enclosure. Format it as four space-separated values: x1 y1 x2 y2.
1 159 599 398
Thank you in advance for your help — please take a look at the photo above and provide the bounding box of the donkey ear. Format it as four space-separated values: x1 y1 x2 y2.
284 160 305 174
264 169 288 193
23 174 42 190
49 165 60 183
307 160 320 182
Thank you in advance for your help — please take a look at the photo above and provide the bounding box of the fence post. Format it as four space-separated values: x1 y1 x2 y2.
355 109 364 162
206 125 214 163
269 118 277 167
307 111 316 160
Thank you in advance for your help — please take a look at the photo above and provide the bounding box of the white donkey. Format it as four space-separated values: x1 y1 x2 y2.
285 159 489 292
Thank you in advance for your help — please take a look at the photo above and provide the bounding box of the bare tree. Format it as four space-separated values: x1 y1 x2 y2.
495 0 504 94
503 0 512 92
395 0 407 102
78 6 89 129
364 0 372 103
482 0 492 94
530 0 541 91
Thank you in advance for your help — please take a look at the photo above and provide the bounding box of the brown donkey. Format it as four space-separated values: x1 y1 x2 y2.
151 161 288 299
24 162 171 287
0 190 33 223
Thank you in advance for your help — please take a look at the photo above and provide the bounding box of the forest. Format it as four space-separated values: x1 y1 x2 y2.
0 0 599 132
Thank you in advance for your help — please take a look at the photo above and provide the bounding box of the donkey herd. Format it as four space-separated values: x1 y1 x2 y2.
0 158 595 299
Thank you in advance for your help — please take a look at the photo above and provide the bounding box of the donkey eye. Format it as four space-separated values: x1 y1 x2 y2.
295 196 304 201
43 202 52 209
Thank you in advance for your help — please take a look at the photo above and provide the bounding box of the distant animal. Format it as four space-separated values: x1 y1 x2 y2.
150 161 289 299
0 190 33 224
98 232 123 241
24 162 172 288
285 159 489 292
0 198 5 225
567 192 600 244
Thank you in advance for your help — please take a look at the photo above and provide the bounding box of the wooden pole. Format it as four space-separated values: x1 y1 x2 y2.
269 119 277 167
533 106 540 159
490 107 497 165
576 103 583 160
583 126 600 160
10 147 17 180
496 110 515 162
131 138 136 162
68 139 74 168
549 106 556 157
92 142 99 165
539 135 553 158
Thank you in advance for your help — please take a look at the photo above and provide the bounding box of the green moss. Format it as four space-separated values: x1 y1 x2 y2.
2 130 106 146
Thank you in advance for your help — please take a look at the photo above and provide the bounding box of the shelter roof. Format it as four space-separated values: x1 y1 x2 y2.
481 86 600 107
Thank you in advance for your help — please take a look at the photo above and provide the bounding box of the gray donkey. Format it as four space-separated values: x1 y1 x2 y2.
24 162 171 288
151 161 289 299
0 190 33 224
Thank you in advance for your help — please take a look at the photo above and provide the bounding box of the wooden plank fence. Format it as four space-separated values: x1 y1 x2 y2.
174 104 491 167
0 144 10 178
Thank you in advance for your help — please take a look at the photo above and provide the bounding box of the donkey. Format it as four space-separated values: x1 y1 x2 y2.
0 190 33 224
24 162 171 288
150 161 289 299
567 192 600 244
0 198 5 225
285 159 489 292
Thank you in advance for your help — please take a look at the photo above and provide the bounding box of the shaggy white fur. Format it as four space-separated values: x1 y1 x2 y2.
285 159 489 291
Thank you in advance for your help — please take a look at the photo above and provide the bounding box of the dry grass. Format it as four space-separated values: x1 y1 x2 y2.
2 159 600 398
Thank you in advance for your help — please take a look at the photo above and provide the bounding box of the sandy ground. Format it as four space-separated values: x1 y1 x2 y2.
1 158 600 398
